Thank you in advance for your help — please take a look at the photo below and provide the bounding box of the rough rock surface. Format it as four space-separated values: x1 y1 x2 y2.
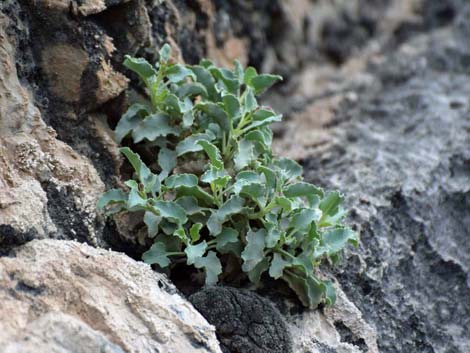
0 239 222 353
273 1 470 352
190 286 293 353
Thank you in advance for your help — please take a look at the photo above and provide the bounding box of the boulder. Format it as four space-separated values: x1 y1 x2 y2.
0 239 222 353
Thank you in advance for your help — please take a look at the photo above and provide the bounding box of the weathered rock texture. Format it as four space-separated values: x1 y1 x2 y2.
0 239 221 353
273 1 470 352
190 287 293 353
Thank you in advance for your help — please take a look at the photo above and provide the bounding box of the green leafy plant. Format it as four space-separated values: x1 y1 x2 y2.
98 44 358 308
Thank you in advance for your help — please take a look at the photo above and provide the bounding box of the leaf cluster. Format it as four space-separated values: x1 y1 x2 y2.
98 44 358 308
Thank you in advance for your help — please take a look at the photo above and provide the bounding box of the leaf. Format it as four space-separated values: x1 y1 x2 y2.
244 66 258 85
274 158 303 181
250 74 282 94
190 223 203 242
244 109 282 131
234 138 255 170
240 183 266 206
194 251 222 285
244 87 258 113
158 148 177 175
175 185 215 206
269 253 291 279
197 140 224 169
166 64 196 83
319 227 358 256
283 182 324 200
215 227 239 252
165 174 198 188
207 196 245 235
248 257 270 284
159 43 171 62
210 67 239 94
182 110 194 128
191 65 218 100
195 102 231 132
289 208 321 232
324 280 336 306
245 128 272 153
132 113 179 143
265 223 281 248
115 103 149 143
282 270 326 308
319 191 344 221
151 200 188 225
176 82 208 99
185 241 207 265
144 211 161 238
233 171 261 193
124 55 157 81
173 227 188 244
142 242 171 267
223 94 241 120
176 133 214 156
176 196 202 215
127 183 147 209
120 147 153 184
201 165 231 188
97 189 127 209
257 166 276 191
241 228 266 272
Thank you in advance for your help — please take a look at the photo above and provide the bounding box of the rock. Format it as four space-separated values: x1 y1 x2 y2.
190 286 293 353
2 313 125 353
0 239 222 353
280 3 470 352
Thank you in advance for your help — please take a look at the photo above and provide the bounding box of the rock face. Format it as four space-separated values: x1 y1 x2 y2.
190 287 293 353
274 1 470 352
0 239 222 353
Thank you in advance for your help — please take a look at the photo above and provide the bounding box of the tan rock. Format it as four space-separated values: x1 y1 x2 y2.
96 59 129 106
0 239 222 353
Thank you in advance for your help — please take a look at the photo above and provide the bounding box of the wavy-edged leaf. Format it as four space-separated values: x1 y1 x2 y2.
144 211 161 238
132 113 179 143
234 138 255 170
142 242 171 267
201 165 231 188
282 270 326 308
165 174 198 188
159 43 171 63
166 63 196 83
115 104 149 143
191 65 218 100
319 191 344 222
207 196 244 235
210 67 239 94
324 280 336 306
190 223 203 242
250 74 282 94
269 253 291 279
194 251 222 285
151 200 187 224
185 241 207 265
197 140 223 169
318 227 358 257
124 55 157 80
274 158 303 181
241 228 266 272
288 208 320 233
195 102 230 132
244 109 282 131
244 66 258 85
233 171 261 193
283 182 324 201
215 227 239 253
176 133 214 156
176 196 203 215
158 148 177 175
97 189 127 209
175 185 215 206
223 94 241 120
247 257 270 284
176 82 208 99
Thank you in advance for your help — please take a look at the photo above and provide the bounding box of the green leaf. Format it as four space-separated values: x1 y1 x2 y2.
165 174 198 188
176 133 214 156
195 102 231 132
142 242 171 267
159 43 171 62
115 103 149 143
274 158 303 181
197 140 224 169
319 227 358 256
324 280 336 306
215 227 239 252
283 182 324 200
258 166 276 191
269 253 291 279
144 211 161 238
201 165 231 188
176 196 203 215
282 270 326 308
190 223 203 242
233 171 261 193
120 147 152 184
124 55 157 80
176 82 208 99
234 138 255 170
97 189 127 209
151 200 188 224
166 64 196 83
158 148 177 175
265 223 281 248
182 110 194 128
247 257 270 284
241 229 266 272
319 191 344 221
175 185 215 206
244 87 257 113
244 66 258 85
191 65 218 100
223 94 241 120
185 241 207 265
289 208 321 232
245 128 272 153
132 113 179 143
127 185 147 209
207 196 245 235
210 67 239 94
244 109 282 131
173 227 188 244
194 251 222 285
240 183 266 206
250 74 282 94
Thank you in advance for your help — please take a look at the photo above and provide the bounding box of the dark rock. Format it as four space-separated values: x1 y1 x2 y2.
190 286 293 353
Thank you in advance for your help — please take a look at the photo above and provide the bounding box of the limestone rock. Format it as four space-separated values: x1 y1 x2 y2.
0 239 222 353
